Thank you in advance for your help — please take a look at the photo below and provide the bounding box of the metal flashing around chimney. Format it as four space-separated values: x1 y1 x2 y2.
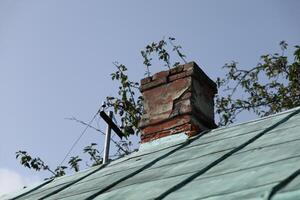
139 132 188 152
139 61 217 143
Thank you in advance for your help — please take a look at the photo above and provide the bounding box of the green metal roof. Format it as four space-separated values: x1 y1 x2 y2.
2 107 300 200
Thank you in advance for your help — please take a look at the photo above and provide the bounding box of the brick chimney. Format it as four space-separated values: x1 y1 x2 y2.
139 62 217 143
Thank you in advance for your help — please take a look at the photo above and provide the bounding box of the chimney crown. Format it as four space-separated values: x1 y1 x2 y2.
139 62 217 143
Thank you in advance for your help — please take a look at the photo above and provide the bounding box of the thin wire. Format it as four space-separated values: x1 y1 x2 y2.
58 111 99 167
65 115 129 155
66 116 106 135
96 116 101 131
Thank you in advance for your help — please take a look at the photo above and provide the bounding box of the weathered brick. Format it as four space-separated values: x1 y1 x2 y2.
140 77 191 128
139 61 217 143
140 77 167 92
140 76 152 85
168 71 188 82
183 61 195 71
185 124 203 137
170 65 184 75
169 99 192 118
141 122 200 143
141 115 191 134
153 70 169 80
181 91 192 99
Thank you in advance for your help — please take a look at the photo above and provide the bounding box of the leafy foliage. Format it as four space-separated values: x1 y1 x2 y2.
52 166 67 179
16 143 103 179
141 37 187 76
16 150 62 178
68 156 82 172
83 143 102 166
114 140 132 157
105 62 143 137
216 41 300 125
105 37 187 138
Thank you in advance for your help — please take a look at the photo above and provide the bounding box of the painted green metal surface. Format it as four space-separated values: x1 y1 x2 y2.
1 107 300 200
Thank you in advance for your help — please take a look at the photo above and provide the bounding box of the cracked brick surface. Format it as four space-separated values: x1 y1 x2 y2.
139 62 217 143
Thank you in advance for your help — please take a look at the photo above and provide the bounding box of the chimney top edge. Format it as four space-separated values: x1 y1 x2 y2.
140 61 217 92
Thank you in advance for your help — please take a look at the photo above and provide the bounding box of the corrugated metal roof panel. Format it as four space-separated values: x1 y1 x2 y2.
2 107 300 200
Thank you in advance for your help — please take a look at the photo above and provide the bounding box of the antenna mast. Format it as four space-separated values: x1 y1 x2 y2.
102 111 113 164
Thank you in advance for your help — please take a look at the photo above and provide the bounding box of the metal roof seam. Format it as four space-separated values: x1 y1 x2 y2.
10 179 54 200
266 167 300 200
82 130 211 200
37 164 108 200
152 108 300 200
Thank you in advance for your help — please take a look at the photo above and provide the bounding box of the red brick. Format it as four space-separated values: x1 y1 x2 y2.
140 77 152 85
168 71 188 82
181 91 192 99
170 65 184 75
141 122 198 143
140 77 167 92
169 99 192 118
153 70 169 80
139 61 218 143
185 124 201 137
141 115 191 134
183 61 195 71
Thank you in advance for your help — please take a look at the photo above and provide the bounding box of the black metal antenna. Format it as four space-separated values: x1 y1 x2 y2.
100 103 127 164
99 110 125 139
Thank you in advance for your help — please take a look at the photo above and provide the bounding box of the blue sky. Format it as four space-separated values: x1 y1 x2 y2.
0 0 299 195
